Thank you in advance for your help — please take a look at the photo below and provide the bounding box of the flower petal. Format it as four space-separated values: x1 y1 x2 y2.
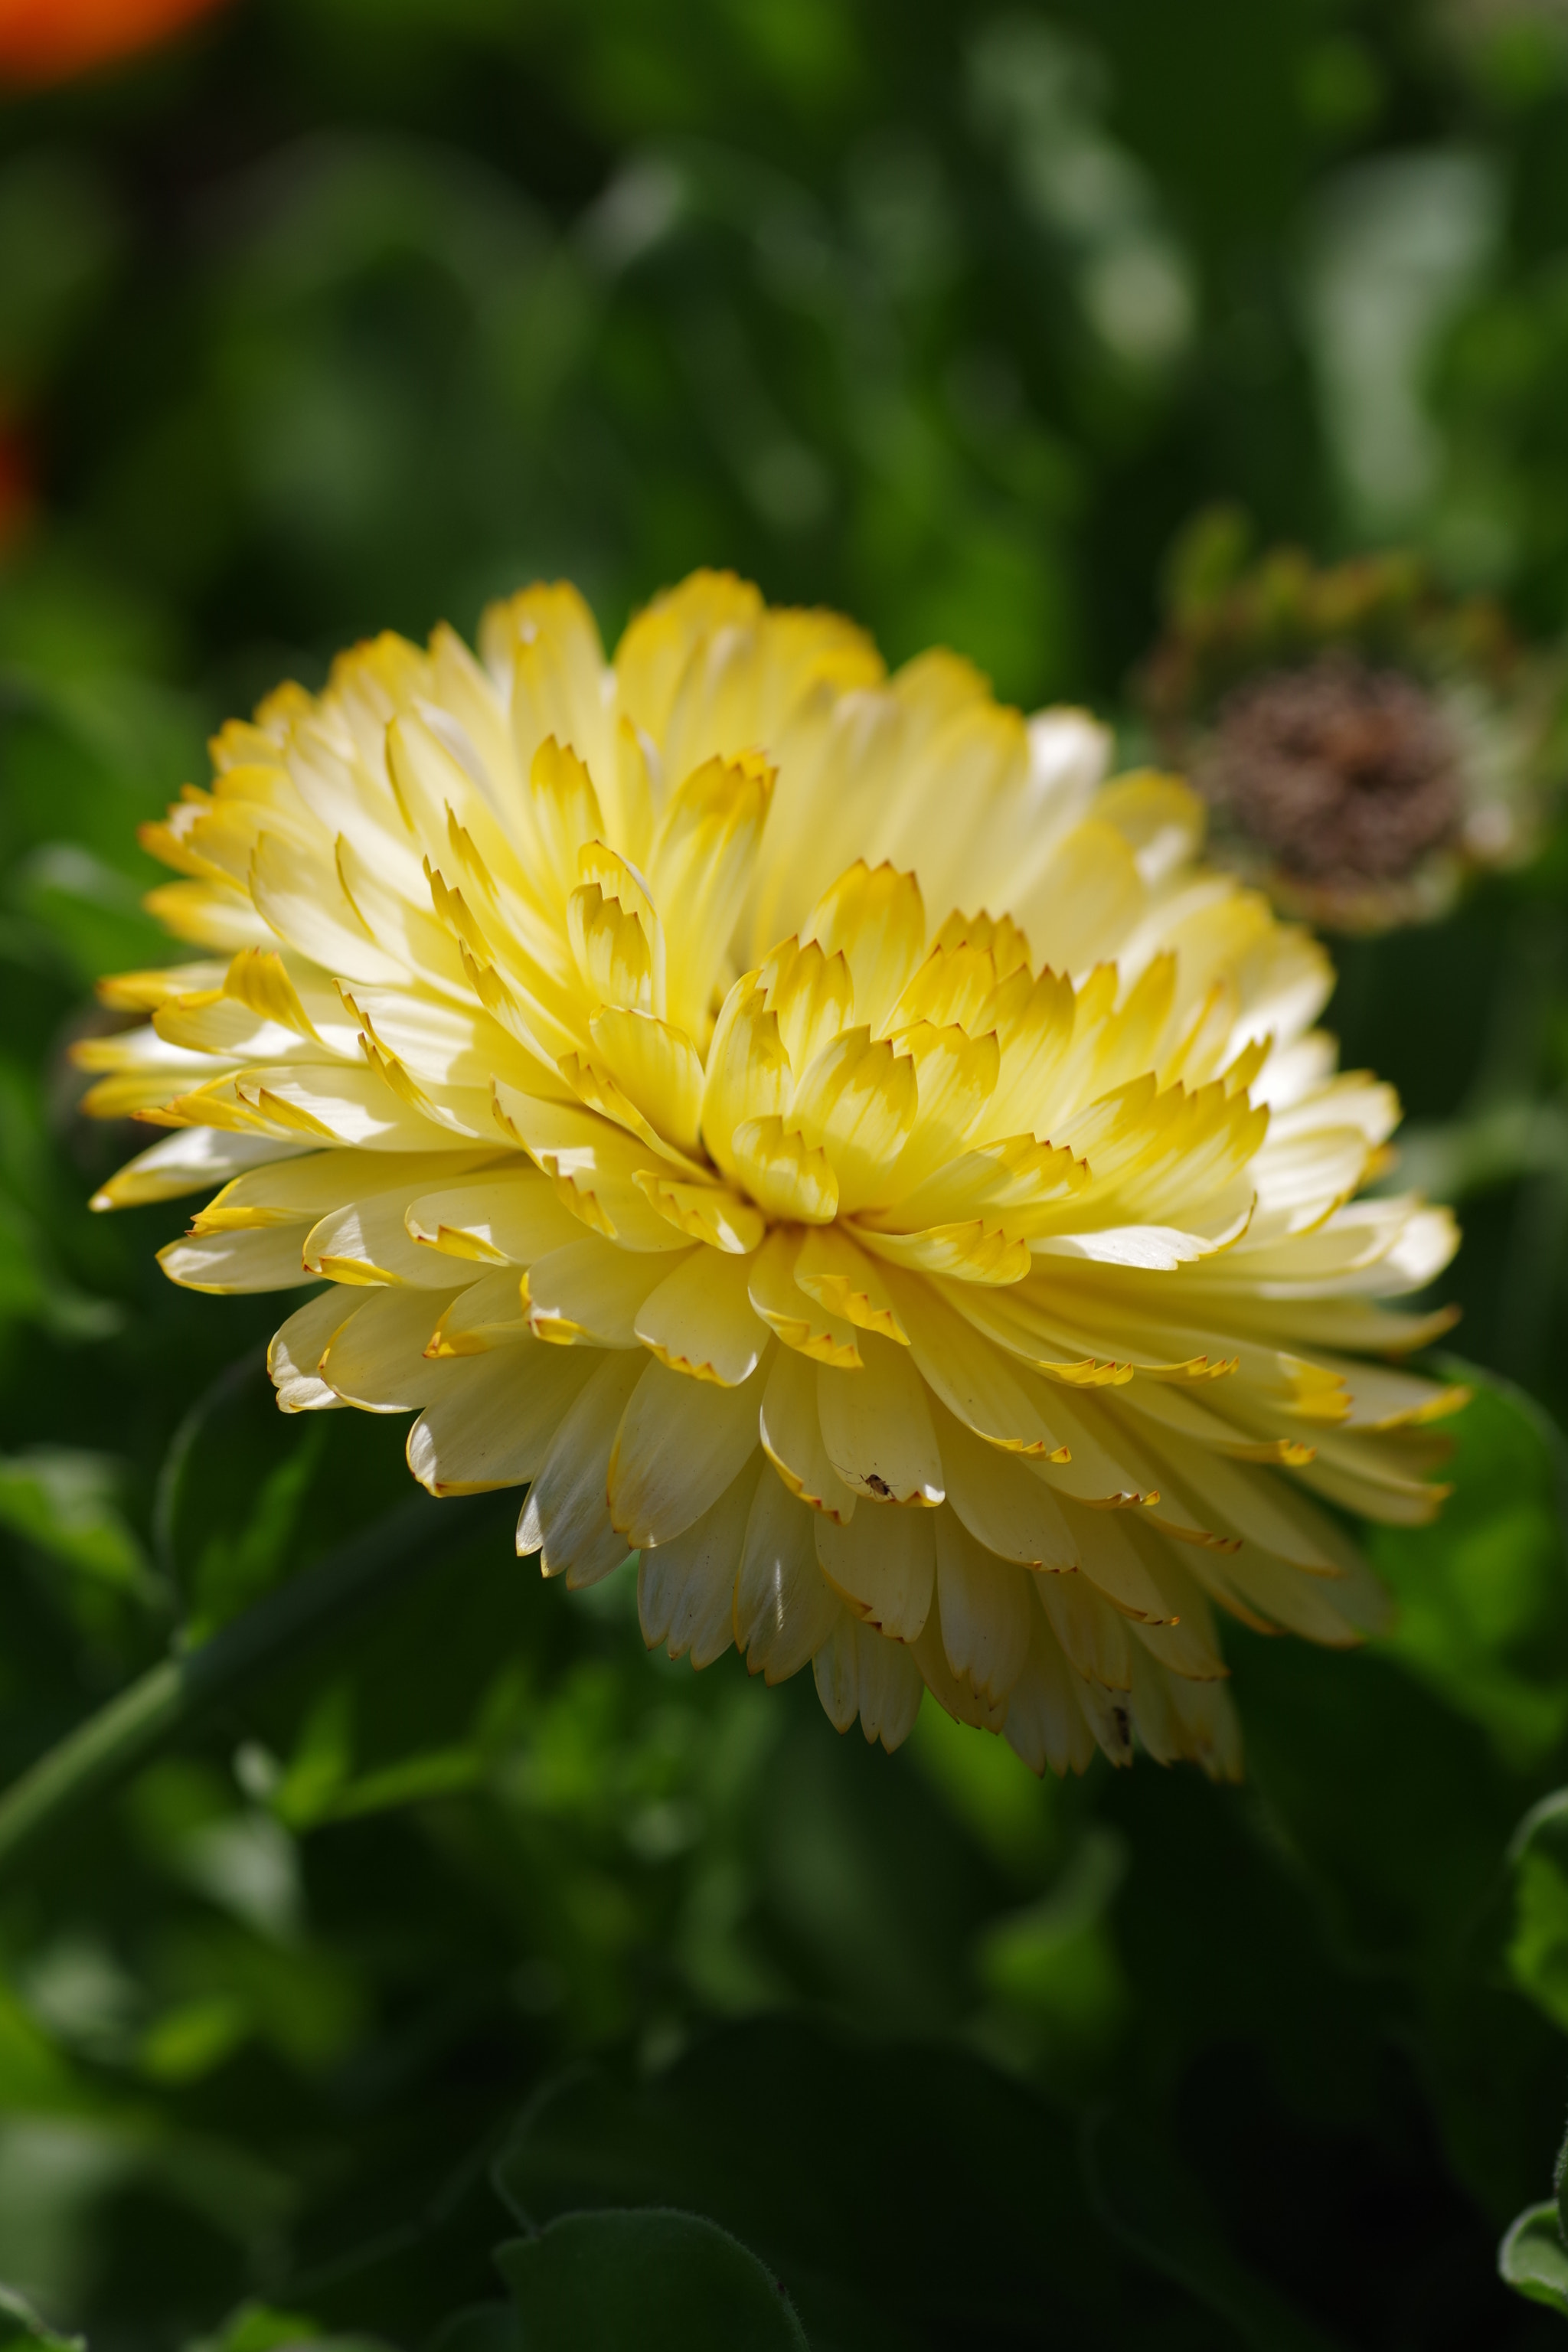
759 1347 858 1524
735 1469 841 1681
269 1285 358 1412
934 1508 1034 1702
609 1348 773 1548
929 1402 1076 1570
320 1284 462 1410
816 1335 943 1507
528 1236 684 1348
638 1456 760 1666
518 1349 645 1582
407 1340 596 1494
635 1245 770 1386
811 1612 924 1750
1002 1608 1099 1777
814 1505 935 1642
746 1228 863 1367
800 861 926 1040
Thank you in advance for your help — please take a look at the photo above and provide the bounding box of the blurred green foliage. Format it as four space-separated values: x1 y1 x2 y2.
5 0 1568 2344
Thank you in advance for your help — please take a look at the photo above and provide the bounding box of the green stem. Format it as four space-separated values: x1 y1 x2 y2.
0 1489 508 1885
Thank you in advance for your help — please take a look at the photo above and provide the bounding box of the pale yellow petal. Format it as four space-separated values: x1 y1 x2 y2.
638 1457 759 1665
800 861 926 1039
428 1267 530 1355
492 1083 695 1249
1073 1671 1135 1766
910 1616 1009 1733
518 1349 645 1582
934 1509 1033 1702
648 750 773 1040
608 1348 773 1548
197 1146 494 1232
528 1235 684 1347
734 1469 841 1680
746 1227 862 1367
632 1168 767 1256
635 1244 770 1385
522 734 606 913
758 1346 858 1524
1003 1608 1099 1776
584 1005 705 1156
701 975 792 1182
249 830 406 986
790 1029 916 1216
320 1283 462 1410
404 1169 583 1266
928 1401 1075 1569
854 1217 1031 1287
568 848 665 1018
407 1340 596 1493
269 1285 358 1412
759 935 856 1077
92 1128 309 1213
816 1335 943 1507
884 1021 998 1197
730 1116 839 1225
1055 1498 1174 1622
811 1612 925 1750
792 1224 909 1343
305 1194 466 1289
880 1269 1059 1452
1035 1569 1131 1690
145 878 275 952
237 1063 456 1152
1014 817 1144 980
159 1225 311 1293
814 1505 935 1642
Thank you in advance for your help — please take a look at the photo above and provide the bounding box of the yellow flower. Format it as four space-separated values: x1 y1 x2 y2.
84 571 1464 1779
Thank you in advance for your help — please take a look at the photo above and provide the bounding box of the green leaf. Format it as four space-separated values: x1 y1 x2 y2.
183 2305 394 2352
495 2015 1186 2344
0 1452 149 1591
496 2210 808 2352
1367 1362 1568 1769
1507 1793 1568 2032
1499 2202 1568 2316
0 2281 83 2351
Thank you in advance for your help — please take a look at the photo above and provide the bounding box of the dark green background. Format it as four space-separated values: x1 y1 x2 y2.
4 2 1568 2344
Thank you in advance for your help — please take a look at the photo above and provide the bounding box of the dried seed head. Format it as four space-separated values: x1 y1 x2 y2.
1198 653 1462 887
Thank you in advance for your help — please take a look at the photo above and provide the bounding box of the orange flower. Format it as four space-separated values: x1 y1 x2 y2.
0 420 32 553
0 0 228 87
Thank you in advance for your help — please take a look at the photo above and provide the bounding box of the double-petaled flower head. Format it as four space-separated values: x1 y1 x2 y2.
83 570 1464 1777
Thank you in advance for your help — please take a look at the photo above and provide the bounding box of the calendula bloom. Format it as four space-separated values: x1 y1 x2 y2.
84 572 1464 1778
1142 521 1564 934
0 0 227 86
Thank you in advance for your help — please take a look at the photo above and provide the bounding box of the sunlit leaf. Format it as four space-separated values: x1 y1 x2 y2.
1499 2201 1568 2317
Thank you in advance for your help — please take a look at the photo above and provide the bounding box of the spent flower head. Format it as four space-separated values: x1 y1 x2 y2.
84 571 1465 1777
1140 511 1565 933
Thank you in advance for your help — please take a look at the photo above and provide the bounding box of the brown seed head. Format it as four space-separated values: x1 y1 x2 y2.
1198 652 1462 887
